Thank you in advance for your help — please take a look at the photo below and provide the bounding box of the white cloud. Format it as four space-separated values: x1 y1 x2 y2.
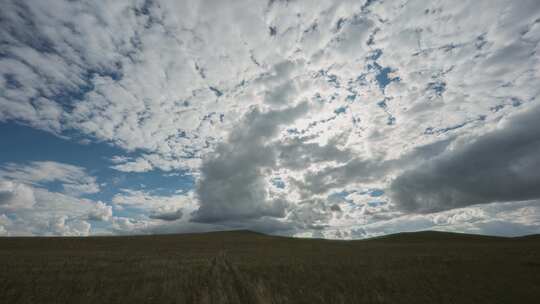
0 161 99 196
112 189 193 220
111 216 148 233
0 225 7 236
0 161 113 236
0 185 115 236
47 216 92 237
0 180 35 212
111 157 153 173
87 201 113 221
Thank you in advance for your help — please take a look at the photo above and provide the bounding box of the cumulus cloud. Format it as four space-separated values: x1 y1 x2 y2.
192 102 309 223
0 161 113 235
0 186 115 236
86 201 113 221
48 216 91 236
0 180 35 212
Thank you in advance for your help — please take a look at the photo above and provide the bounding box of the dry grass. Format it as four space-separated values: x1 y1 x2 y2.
1 230 540 303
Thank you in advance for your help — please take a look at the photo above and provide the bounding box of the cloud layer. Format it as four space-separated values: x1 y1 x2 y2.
1 0 539 237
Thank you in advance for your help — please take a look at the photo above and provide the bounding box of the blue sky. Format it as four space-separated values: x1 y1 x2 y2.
1 122 194 201
1 0 540 237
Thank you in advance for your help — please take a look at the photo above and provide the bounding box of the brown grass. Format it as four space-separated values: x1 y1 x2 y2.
1 230 540 303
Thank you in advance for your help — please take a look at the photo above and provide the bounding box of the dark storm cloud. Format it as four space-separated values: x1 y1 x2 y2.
391 104 540 213
298 159 388 197
149 209 183 221
293 138 453 198
192 102 309 223
0 190 15 208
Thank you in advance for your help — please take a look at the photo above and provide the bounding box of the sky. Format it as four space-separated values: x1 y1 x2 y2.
0 0 539 238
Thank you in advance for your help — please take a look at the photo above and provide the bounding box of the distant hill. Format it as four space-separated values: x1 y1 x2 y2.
2 229 537 243
195 229 535 242
362 230 511 242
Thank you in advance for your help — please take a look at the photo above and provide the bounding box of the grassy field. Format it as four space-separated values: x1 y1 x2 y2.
1 230 540 304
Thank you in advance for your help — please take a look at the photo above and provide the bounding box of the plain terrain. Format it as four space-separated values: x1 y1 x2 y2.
1 230 540 304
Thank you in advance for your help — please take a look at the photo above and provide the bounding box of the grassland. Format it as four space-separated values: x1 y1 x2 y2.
1 230 539 303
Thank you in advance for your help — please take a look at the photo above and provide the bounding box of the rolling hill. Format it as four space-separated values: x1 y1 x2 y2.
1 230 539 303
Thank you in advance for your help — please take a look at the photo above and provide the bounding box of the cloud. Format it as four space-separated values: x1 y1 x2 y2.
288 136 452 200
111 157 153 173
112 189 192 220
0 161 99 196
47 216 91 237
276 135 353 170
149 209 183 221
192 102 309 223
86 201 113 221
0 180 35 212
0 186 114 236
390 103 540 213
0 0 378 173
0 161 113 235
356 200 540 239
110 217 149 234
1 0 540 237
